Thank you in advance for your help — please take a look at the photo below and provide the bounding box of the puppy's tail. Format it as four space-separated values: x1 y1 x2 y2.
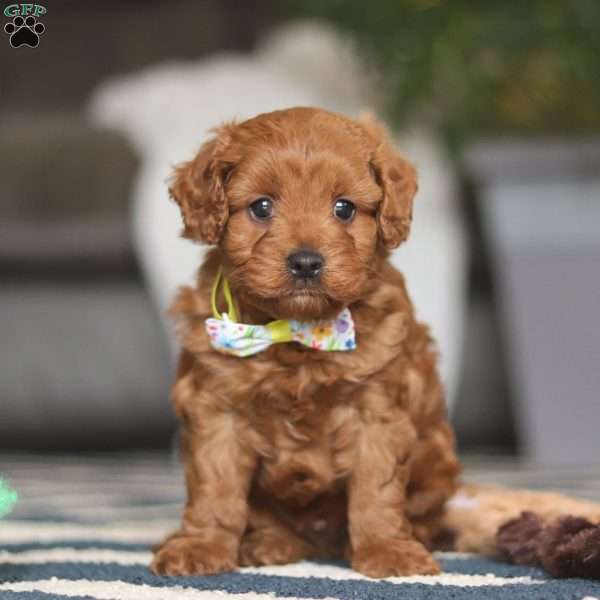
442 482 600 579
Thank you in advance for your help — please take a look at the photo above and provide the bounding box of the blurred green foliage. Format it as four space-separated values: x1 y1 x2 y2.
286 0 600 148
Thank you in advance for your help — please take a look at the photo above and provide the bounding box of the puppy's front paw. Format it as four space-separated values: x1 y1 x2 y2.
151 535 238 576
352 539 440 578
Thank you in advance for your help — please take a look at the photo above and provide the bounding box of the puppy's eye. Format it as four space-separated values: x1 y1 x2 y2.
333 198 356 223
249 197 274 221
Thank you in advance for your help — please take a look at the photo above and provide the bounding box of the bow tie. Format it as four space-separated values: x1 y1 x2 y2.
205 268 356 358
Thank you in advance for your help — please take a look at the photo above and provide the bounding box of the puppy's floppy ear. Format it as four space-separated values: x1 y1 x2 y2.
361 115 418 249
169 124 235 245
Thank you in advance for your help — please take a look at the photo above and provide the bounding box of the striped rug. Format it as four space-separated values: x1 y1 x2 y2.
1 454 599 600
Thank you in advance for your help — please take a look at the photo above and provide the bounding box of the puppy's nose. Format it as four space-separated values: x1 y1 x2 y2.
287 249 324 279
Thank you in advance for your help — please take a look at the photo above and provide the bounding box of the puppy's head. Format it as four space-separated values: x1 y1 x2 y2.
170 107 417 320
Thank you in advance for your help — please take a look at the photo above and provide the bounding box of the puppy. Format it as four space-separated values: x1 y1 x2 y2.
151 107 461 578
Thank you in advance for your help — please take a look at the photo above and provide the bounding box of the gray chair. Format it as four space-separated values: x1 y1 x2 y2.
0 113 174 449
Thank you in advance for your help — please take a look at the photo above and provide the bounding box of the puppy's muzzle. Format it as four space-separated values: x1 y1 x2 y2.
287 249 324 280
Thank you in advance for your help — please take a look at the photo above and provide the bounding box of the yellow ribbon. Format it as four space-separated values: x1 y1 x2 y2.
211 266 238 322
211 268 293 341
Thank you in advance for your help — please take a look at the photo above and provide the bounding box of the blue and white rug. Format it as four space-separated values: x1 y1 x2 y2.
1 454 599 600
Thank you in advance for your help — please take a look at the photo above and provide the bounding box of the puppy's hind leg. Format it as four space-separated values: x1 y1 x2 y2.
405 422 461 548
240 505 315 567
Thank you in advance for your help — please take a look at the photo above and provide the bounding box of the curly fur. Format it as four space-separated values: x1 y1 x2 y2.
151 107 461 578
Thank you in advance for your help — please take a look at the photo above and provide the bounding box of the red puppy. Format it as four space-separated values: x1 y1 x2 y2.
152 107 460 578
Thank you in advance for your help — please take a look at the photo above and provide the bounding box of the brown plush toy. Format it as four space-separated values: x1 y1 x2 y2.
442 484 600 580
498 511 600 579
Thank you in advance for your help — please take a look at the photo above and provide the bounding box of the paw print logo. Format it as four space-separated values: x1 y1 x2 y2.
4 15 45 48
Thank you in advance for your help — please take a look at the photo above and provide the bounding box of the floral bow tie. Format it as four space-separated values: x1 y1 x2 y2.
205 268 356 358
